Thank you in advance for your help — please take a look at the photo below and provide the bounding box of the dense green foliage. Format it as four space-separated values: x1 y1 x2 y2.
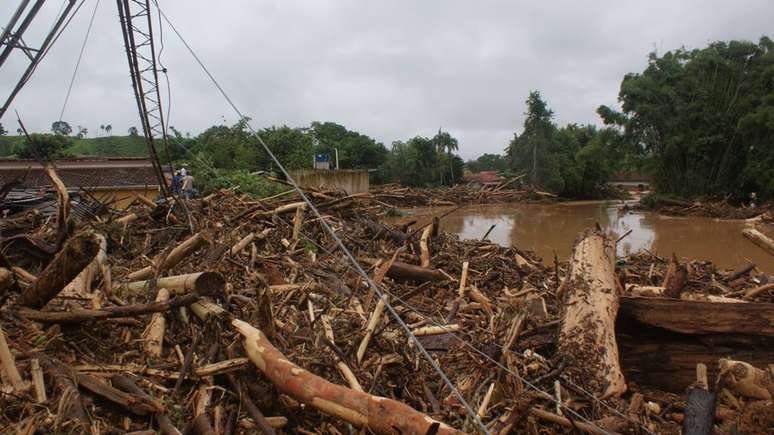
466 153 508 173
14 134 73 160
505 92 618 197
51 121 72 136
380 133 464 187
599 37 774 199
312 121 388 172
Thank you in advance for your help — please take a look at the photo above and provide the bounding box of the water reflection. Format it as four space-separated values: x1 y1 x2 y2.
393 202 773 273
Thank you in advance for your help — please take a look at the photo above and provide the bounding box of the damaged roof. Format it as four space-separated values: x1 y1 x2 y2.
0 157 160 190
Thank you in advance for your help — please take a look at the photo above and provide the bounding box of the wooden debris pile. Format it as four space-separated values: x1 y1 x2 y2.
0 173 772 434
370 183 556 208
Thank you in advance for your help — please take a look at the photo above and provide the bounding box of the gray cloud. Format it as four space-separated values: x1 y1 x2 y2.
2 0 772 159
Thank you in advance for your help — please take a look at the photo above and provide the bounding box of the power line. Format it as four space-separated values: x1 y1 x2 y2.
58 0 101 122
152 3 489 432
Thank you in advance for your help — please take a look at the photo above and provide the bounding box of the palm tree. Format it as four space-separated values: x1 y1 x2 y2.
433 128 459 184
105 124 112 136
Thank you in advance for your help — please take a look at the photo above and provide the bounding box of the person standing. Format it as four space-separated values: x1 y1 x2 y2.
182 172 195 199
171 170 182 194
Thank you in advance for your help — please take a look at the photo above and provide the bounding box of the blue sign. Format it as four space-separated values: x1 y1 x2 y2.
315 153 330 162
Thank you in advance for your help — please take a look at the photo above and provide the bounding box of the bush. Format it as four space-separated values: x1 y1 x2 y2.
14 133 73 160
182 154 285 198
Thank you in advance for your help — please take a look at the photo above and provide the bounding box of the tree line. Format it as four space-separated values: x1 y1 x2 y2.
471 36 774 200
4 36 772 200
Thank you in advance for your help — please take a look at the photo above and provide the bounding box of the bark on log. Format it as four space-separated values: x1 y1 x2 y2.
119 271 225 297
742 228 774 257
128 232 206 280
360 257 446 283
558 228 626 399
619 296 774 336
18 233 101 309
232 319 462 434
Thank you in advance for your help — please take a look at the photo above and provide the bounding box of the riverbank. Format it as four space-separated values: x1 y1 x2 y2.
1 176 772 433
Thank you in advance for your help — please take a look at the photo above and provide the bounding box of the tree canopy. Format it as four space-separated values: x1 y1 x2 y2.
599 36 774 199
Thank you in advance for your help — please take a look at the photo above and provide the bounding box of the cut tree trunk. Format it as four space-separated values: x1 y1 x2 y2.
232 319 462 435
558 228 626 399
119 272 225 298
742 228 774 257
18 233 101 309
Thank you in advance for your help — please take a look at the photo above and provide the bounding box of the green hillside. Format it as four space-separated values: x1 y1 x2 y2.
0 135 148 157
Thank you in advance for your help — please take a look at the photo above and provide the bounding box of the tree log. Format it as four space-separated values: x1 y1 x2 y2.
128 232 206 280
558 228 626 399
360 258 446 283
18 233 101 309
742 228 774 257
143 288 170 357
119 271 225 297
232 319 462 434
619 296 774 336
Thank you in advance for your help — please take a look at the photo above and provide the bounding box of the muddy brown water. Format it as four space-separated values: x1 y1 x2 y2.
388 202 774 273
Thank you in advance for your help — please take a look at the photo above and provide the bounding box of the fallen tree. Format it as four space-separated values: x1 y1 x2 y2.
558 228 626 399
232 319 462 435
742 228 774 256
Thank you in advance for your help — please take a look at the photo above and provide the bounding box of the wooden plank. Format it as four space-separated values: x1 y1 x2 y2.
619 296 774 336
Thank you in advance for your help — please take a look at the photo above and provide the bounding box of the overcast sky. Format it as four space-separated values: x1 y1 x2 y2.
2 0 772 159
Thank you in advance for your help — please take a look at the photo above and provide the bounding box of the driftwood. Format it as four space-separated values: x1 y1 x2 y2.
232 319 462 434
44 164 69 246
360 257 446 283
558 228 626 399
742 228 774 256
18 232 101 309
128 232 206 280
0 267 13 292
0 325 26 392
119 271 225 297
18 293 200 323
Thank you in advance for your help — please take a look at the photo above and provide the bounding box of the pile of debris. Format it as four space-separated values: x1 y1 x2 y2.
370 183 556 208
1 168 772 434
636 196 772 220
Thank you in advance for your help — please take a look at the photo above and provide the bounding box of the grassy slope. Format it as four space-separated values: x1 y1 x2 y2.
0 135 148 157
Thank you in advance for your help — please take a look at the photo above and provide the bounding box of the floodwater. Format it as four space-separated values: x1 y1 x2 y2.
390 202 774 273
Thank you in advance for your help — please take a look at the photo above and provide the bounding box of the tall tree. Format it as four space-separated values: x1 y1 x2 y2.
506 91 557 186
51 121 73 136
128 126 139 136
0 123 6 135
105 124 112 135
600 37 774 199
433 129 459 184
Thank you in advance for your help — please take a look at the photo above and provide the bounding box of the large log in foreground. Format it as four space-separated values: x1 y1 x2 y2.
559 228 626 399
18 233 101 309
619 296 774 336
118 272 225 297
232 319 462 435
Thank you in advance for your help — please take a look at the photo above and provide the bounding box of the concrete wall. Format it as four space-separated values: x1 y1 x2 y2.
288 169 369 194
